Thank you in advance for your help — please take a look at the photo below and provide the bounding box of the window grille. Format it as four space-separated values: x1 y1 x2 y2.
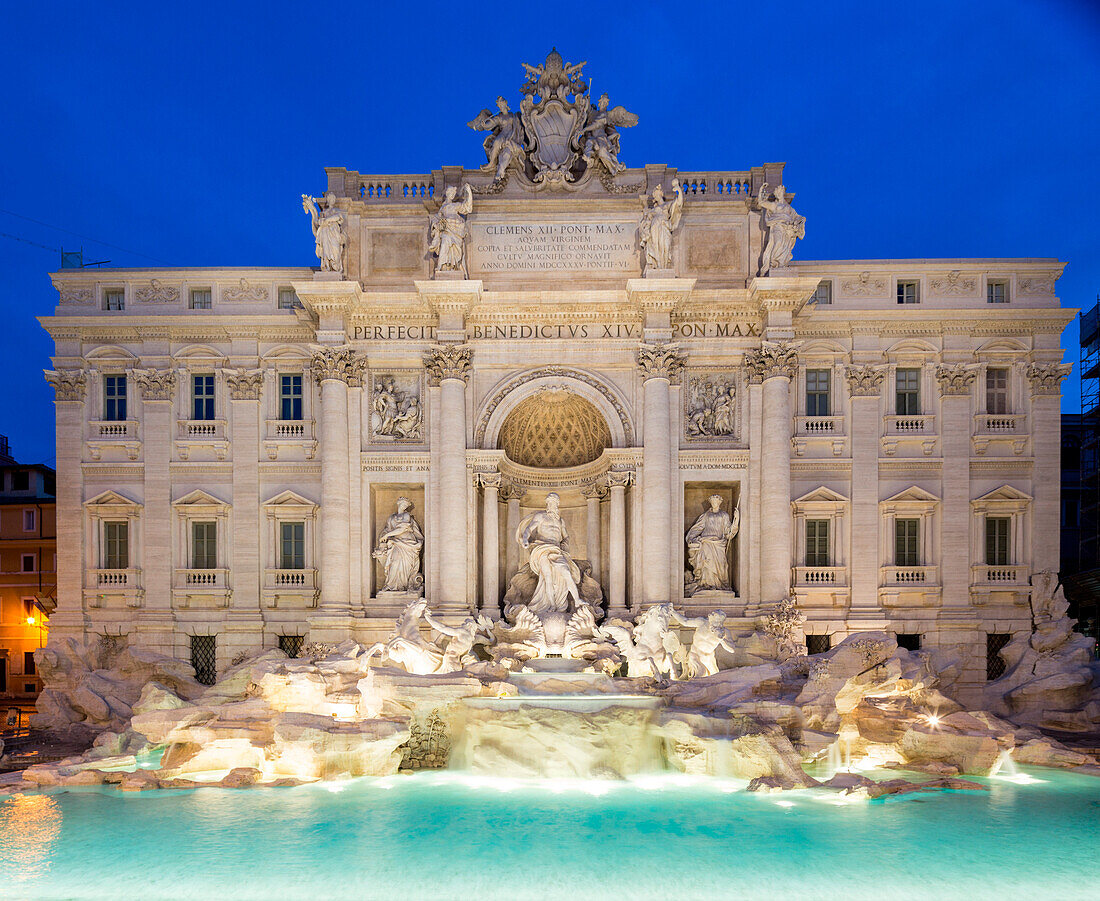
805 369 831 416
190 635 217 685
104 375 127 421
189 288 212 309
280 522 305 569
104 521 129 569
895 519 920 566
192 374 215 420
985 517 1010 566
987 281 1008 304
191 521 217 569
279 374 303 421
278 635 304 658
897 280 920 304
986 368 1009 414
806 634 831 655
986 633 1011 681
895 368 921 415
805 520 830 566
896 633 922 651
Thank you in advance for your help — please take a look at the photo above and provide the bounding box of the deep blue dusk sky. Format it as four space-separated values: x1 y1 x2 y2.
2 0 1098 466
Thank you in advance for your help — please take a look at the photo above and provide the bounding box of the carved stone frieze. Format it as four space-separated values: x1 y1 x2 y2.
1024 362 1072 396
424 343 472 385
744 342 798 383
935 363 978 396
224 368 264 400
59 287 94 306
846 365 886 397
132 368 177 401
222 278 269 303
135 279 180 304
928 271 977 296
636 342 685 382
370 371 424 441
1017 276 1058 296
311 346 365 385
840 272 887 296
45 369 86 402
684 372 738 440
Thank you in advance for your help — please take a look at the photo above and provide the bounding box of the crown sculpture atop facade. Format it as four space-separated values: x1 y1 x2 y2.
468 48 639 192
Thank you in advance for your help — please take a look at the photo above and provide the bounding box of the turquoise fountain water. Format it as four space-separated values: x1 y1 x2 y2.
1 767 1097 900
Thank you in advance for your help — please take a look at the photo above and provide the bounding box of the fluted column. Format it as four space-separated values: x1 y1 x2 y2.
846 365 886 618
607 470 633 615
583 481 605 583
747 344 798 607
502 482 526 582
637 343 683 606
477 471 502 616
312 347 360 615
936 364 978 608
1026 363 1071 573
425 344 472 613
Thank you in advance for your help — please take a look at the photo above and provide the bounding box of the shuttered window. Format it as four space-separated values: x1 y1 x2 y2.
895 518 920 566
805 520 830 566
985 517 1010 566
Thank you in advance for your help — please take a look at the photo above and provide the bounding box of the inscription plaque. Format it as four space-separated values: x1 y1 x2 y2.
468 219 638 274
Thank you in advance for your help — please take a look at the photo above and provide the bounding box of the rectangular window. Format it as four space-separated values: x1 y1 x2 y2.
895 368 921 415
278 635 304 658
103 289 124 311
985 516 1010 566
987 281 1009 304
21 554 35 573
24 651 36 676
23 509 36 531
11 470 29 491
280 521 305 569
104 375 127 421
279 374 303 421
191 521 217 569
192 374 216 420
986 633 1011 681
103 521 129 569
189 288 212 310
811 280 832 305
986 368 1009 414
190 635 217 686
278 287 300 309
805 520 830 567
806 634 831 655
897 280 920 304
805 369 831 416
895 518 920 566
896 633 922 651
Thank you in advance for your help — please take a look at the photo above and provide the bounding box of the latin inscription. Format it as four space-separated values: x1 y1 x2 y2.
350 321 760 341
468 220 637 273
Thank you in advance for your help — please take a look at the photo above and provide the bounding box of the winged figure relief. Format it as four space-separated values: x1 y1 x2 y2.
578 93 638 175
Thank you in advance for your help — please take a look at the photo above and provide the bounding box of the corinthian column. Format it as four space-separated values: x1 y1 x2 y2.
477 471 502 616
637 343 683 606
502 482 526 582
425 343 472 614
746 343 798 608
312 347 362 615
583 481 606 583
607 470 633 616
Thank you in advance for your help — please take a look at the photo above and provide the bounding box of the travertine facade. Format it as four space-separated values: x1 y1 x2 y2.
38 54 1072 704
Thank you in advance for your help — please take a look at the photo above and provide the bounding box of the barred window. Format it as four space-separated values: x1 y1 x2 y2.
896 633 922 651
895 368 921 415
806 634 831 655
986 633 1011 681
278 635 304 658
190 635 217 686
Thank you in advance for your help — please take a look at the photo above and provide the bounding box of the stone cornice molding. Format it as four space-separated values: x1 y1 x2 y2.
415 280 483 319
132 368 177 401
748 276 821 316
44 368 86 402
424 343 473 385
1024 362 1072 396
310 346 365 385
745 342 798 383
845 365 887 397
625 278 696 314
292 280 361 318
224 368 265 400
636 342 685 382
935 363 978 396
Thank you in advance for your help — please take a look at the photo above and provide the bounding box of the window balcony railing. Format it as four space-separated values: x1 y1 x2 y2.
881 565 938 586
266 419 313 440
265 568 317 589
971 564 1028 586
974 413 1024 434
793 566 847 587
89 420 137 438
795 415 844 436
91 567 141 587
885 414 935 435
175 568 229 588
177 419 227 440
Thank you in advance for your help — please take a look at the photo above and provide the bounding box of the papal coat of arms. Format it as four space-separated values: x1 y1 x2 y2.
467 48 638 191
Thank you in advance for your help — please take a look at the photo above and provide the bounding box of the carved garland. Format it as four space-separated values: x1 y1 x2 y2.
474 366 635 448
45 369 86 402
135 279 180 304
132 368 177 401
935 364 978 396
424 343 473 385
1025 363 1072 396
744 343 798 383
636 342 685 382
845 365 886 397
224 368 265 400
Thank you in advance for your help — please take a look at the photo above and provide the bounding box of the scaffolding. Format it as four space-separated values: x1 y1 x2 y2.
1070 298 1100 649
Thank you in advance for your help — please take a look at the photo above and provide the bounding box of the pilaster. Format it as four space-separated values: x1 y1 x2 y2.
225 369 264 649
846 365 886 623
936 364 978 608
1026 363 1071 572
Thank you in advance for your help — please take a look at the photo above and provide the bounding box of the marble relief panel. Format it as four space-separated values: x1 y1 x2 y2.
369 371 425 443
683 370 739 443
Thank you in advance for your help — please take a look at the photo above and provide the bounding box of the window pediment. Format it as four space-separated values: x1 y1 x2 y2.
173 489 230 513
792 486 848 515
972 484 1031 513
880 485 938 515
263 489 319 513
85 489 142 512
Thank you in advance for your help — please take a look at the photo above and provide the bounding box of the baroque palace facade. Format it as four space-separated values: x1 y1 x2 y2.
40 53 1071 702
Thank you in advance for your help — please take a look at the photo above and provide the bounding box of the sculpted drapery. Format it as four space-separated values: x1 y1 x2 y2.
685 495 740 594
374 498 424 593
518 492 582 614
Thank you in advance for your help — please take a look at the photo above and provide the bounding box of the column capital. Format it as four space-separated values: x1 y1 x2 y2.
424 343 472 385
935 363 978 397
1025 362 1072 396
310 346 365 385
500 481 527 502
845 364 886 397
475 470 503 491
582 481 608 500
636 342 684 382
133 368 177 401
607 469 635 489
45 368 86 402
745 341 798 384
224 368 264 401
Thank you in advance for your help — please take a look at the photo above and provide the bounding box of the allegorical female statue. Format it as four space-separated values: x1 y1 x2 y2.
301 191 347 273
467 96 527 182
373 498 424 594
757 183 806 274
685 495 740 595
517 492 582 614
639 179 685 272
429 184 474 276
